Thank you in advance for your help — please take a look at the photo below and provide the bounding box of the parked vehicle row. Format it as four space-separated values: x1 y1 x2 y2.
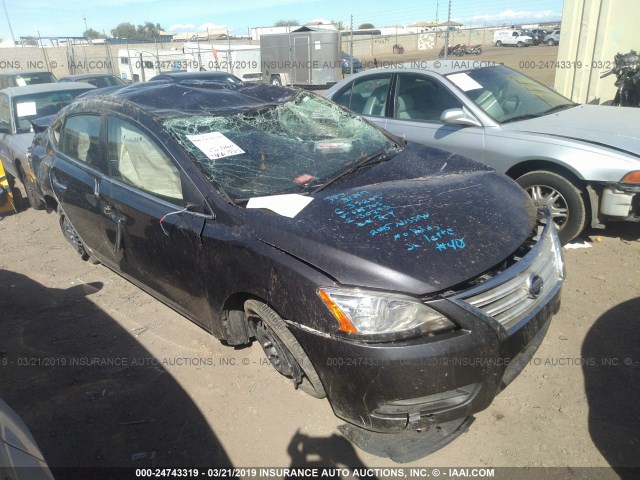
2 58 637 459
492 28 560 47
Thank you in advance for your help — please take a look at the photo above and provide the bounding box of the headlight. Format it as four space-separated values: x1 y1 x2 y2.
318 287 457 340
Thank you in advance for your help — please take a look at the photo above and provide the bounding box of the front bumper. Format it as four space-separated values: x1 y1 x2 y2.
293 220 564 433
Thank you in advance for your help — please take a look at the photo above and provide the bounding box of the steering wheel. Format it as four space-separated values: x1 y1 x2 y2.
500 94 521 114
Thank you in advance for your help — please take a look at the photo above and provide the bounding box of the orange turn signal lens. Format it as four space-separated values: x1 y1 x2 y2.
621 171 640 184
317 289 358 334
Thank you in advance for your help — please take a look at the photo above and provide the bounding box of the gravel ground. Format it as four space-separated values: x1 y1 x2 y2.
1 196 639 477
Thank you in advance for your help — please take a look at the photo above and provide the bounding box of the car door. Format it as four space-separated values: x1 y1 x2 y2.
50 113 120 263
385 73 486 161
99 114 212 328
331 73 391 130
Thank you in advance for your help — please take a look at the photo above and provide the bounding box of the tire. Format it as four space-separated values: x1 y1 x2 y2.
59 210 89 260
475 47 482 55
270 75 282 86
517 41 524 47
515 170 587 245
495 40 502 47
244 299 326 399
19 165 45 210
547 39 555 46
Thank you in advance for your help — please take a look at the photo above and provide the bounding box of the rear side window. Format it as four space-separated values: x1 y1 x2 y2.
61 115 101 168
333 74 391 117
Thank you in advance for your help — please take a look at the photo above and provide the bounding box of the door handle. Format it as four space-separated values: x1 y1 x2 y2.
113 216 124 252
94 178 100 199
51 175 67 192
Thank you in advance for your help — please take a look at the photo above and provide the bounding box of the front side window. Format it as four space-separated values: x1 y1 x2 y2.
332 74 392 117
61 115 101 167
0 94 10 130
394 74 462 122
107 116 183 204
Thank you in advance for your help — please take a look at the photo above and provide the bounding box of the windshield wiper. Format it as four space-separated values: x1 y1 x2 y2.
217 186 237 206
310 148 394 195
502 103 576 124
538 103 577 115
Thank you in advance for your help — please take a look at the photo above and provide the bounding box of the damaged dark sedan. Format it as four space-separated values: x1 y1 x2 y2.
29 82 564 459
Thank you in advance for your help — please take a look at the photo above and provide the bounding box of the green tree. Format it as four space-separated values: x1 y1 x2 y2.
111 22 137 39
136 21 163 39
83 28 104 40
110 21 164 40
274 19 299 26
358 23 375 29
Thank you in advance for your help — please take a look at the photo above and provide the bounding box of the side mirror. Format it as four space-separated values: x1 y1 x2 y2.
440 108 482 127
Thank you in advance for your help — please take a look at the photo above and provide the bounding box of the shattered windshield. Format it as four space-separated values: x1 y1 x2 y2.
163 91 399 201
446 66 576 123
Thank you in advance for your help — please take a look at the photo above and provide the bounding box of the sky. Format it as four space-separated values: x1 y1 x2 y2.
1 0 563 40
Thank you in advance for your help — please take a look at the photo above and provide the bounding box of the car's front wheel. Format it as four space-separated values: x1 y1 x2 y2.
244 299 326 399
516 170 587 245
547 39 555 46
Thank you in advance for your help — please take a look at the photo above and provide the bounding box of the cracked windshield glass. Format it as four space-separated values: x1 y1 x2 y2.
164 92 399 201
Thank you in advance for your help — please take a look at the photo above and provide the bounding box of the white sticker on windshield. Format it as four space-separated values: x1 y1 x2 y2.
186 131 245 160
246 194 314 218
16 78 27 87
447 73 482 92
16 102 37 117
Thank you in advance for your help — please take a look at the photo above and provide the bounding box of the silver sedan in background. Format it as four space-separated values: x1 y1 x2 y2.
323 62 640 244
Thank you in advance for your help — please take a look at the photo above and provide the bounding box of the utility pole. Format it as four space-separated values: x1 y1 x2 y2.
1 0 16 44
83 16 88 33
444 0 451 60
350 14 354 74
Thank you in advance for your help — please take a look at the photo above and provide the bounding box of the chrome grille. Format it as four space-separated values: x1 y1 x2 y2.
452 220 564 333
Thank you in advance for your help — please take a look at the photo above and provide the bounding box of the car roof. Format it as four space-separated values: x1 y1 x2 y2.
0 71 54 77
346 60 491 77
0 82 96 97
68 81 298 120
59 73 117 80
151 71 239 81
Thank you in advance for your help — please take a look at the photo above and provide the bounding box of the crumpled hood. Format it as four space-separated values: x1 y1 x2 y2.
502 104 640 156
247 144 537 295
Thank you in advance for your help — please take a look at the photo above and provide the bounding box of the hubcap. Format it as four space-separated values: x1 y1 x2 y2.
251 319 295 377
526 185 569 229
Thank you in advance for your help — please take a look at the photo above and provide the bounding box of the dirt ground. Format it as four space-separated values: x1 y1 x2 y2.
1 186 639 475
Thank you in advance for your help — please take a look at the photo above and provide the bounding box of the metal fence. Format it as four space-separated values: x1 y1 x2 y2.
1 27 560 87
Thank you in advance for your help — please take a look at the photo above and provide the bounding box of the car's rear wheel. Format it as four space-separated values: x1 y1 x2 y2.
19 165 45 210
547 39 555 46
244 299 325 399
516 170 586 245
495 40 502 47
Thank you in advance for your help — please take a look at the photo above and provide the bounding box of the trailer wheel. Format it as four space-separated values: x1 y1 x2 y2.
271 75 282 86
